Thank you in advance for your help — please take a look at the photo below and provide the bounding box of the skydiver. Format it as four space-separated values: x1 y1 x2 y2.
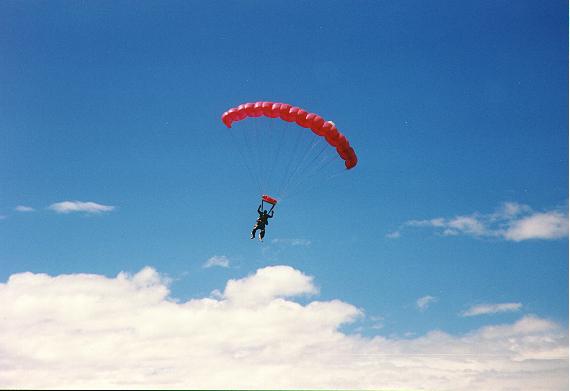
251 204 274 241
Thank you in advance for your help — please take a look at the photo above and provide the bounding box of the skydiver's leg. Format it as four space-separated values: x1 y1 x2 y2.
259 229 265 241
252 223 260 239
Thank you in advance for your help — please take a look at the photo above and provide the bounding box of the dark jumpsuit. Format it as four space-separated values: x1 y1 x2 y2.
251 205 273 240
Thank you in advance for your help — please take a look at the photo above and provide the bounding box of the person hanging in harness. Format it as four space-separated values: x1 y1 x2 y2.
251 204 274 241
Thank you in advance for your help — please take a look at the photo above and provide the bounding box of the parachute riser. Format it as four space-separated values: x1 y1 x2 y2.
261 200 276 213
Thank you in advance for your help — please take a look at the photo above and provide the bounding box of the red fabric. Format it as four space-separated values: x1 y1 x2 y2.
221 101 358 170
262 194 278 205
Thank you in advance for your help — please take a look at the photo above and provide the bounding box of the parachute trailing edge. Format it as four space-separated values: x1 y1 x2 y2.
221 101 357 169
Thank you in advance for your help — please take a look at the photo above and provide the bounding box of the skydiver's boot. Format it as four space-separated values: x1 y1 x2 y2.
251 228 256 239
259 230 265 241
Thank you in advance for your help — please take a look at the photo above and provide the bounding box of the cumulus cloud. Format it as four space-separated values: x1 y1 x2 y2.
503 212 569 241
416 295 438 311
203 255 230 268
462 303 523 317
223 265 319 306
48 201 115 214
15 205 35 212
393 202 568 241
0 266 567 390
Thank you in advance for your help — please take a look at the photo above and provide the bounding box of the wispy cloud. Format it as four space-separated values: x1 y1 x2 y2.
48 201 115 214
369 315 384 330
203 255 230 268
461 302 523 317
0 266 566 390
385 231 401 239
271 238 312 246
15 205 35 212
390 202 568 241
416 295 437 311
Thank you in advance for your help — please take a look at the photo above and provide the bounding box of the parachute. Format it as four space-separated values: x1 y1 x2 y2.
262 194 278 205
222 102 357 169
260 194 277 215
221 101 357 202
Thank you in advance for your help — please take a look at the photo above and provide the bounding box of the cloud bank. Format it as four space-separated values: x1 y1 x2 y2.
390 202 568 241
48 201 115 214
0 266 567 390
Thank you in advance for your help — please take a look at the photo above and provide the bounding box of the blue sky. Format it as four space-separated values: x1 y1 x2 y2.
0 1 568 389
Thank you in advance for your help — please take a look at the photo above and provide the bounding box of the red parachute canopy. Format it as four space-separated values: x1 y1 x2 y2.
262 194 278 205
221 101 357 169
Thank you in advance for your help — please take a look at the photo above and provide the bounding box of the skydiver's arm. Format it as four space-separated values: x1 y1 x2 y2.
258 204 262 214
269 211 274 218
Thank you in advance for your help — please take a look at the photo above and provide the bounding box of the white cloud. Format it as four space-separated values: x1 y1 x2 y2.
416 295 437 311
203 255 230 268
0 266 567 390
495 202 532 219
504 211 568 241
397 202 568 241
271 238 312 246
48 201 115 214
15 205 35 212
444 216 486 236
462 302 523 317
223 265 319 306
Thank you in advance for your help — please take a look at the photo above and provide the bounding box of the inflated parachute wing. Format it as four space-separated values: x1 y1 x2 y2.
221 101 357 169
262 194 278 205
